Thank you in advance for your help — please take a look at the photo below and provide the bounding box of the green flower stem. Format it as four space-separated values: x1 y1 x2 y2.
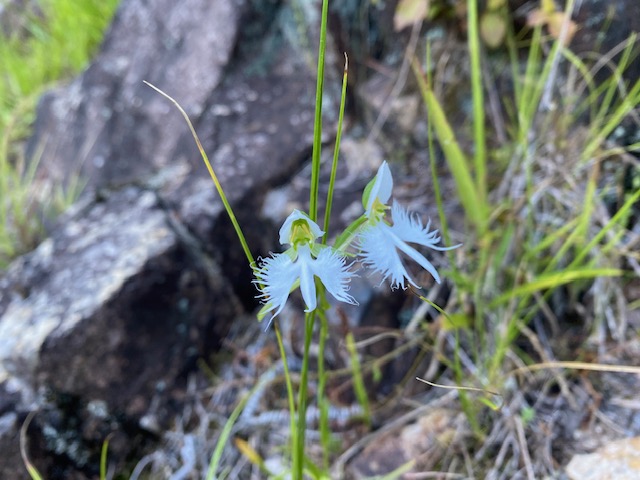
309 0 329 223
144 81 255 267
295 308 317 479
317 303 331 470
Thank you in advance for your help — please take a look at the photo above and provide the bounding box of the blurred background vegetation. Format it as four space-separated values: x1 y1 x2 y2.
0 0 120 268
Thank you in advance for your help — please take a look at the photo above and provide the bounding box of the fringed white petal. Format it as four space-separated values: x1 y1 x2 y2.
253 252 300 319
390 202 461 251
359 223 417 289
389 228 441 284
254 243 358 324
312 248 358 305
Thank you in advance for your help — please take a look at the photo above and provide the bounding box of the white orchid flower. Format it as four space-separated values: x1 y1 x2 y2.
254 210 357 324
358 162 460 289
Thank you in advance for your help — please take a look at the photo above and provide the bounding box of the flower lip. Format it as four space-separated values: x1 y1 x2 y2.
254 242 357 326
278 209 324 246
364 161 393 217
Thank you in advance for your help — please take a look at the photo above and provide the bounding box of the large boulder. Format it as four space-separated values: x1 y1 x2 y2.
0 186 242 478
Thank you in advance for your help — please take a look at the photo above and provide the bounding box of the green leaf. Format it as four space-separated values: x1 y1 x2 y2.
412 59 487 233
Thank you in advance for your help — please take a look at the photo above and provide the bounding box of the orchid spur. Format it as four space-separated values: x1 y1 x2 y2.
254 210 357 325
358 161 461 289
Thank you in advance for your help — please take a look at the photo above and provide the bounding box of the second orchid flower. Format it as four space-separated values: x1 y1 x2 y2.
358 161 461 289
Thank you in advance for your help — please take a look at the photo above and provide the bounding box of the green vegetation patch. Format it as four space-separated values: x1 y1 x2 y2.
0 0 120 268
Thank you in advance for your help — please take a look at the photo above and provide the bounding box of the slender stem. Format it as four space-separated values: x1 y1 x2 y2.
317 309 330 469
206 386 253 479
345 332 371 426
274 323 298 474
295 309 317 479
100 434 111 480
309 0 329 222
323 53 349 243
143 81 255 267
467 0 486 209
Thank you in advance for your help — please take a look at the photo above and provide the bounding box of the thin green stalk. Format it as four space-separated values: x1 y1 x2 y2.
345 332 371 426
489 267 623 309
206 390 251 480
323 53 349 244
570 188 640 269
453 329 481 437
516 26 543 141
504 8 522 113
144 82 255 267
295 309 317 479
317 310 331 471
590 34 636 132
20 412 44 480
100 435 111 480
425 43 451 246
467 0 486 205
208 362 290 480
308 0 329 222
274 323 298 471
584 75 640 160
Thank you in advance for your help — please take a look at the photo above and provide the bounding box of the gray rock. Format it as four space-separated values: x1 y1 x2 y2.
0 186 242 476
28 0 248 189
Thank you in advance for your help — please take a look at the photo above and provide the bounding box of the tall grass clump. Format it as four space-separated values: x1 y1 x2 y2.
0 0 120 268
412 0 640 453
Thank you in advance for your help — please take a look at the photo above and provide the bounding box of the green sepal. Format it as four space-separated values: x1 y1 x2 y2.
334 214 368 251
361 176 377 211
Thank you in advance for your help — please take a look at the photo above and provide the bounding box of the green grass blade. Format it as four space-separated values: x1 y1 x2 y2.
323 54 349 243
206 383 255 480
589 34 637 142
467 0 486 204
412 59 486 233
274 323 298 474
425 41 454 254
20 412 44 480
570 187 640 268
368 460 416 480
100 435 111 480
584 77 640 160
345 332 371 426
144 82 255 267
489 268 623 308
516 26 543 135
